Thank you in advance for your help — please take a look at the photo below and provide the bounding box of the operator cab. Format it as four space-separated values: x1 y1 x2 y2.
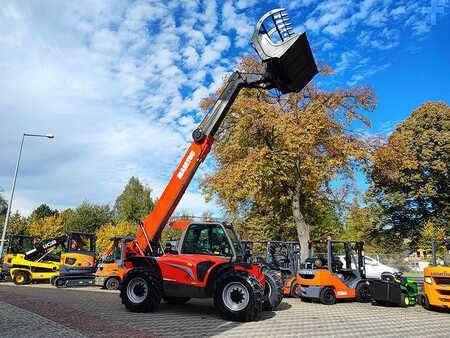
178 222 244 262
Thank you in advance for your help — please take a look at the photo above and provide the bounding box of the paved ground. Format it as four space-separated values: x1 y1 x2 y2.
0 282 448 337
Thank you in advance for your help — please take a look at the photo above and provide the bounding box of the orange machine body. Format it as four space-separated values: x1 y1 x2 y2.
297 269 356 299
423 266 450 308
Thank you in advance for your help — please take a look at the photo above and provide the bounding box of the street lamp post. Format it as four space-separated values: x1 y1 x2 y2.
0 133 54 255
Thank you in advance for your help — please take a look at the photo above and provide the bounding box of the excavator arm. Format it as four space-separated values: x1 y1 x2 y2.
24 235 67 261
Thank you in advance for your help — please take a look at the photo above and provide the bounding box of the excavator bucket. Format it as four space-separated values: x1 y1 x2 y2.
251 8 318 94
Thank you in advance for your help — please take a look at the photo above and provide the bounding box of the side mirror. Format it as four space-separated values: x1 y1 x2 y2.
251 8 318 94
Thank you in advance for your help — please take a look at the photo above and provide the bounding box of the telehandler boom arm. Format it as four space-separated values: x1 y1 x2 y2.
133 72 271 255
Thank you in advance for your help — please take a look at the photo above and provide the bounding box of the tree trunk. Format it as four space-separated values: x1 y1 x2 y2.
291 179 309 263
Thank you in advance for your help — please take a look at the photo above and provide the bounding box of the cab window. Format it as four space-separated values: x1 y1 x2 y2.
181 224 232 256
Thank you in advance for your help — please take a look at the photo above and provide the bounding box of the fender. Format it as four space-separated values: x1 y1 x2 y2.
124 256 162 279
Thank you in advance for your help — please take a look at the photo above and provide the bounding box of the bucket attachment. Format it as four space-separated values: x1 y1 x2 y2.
251 8 318 94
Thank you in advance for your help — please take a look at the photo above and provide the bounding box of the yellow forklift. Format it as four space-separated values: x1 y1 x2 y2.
421 237 450 310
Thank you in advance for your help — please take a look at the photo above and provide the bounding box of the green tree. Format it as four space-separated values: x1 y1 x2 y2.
29 204 58 221
366 102 450 247
199 55 376 261
114 177 155 224
0 193 7 217
64 201 112 234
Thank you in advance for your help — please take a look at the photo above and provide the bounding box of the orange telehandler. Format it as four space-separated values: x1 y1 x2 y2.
118 8 318 322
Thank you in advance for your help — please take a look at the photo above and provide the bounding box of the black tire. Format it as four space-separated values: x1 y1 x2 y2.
164 296 191 304
13 271 29 285
319 287 336 305
400 293 410 308
50 276 57 286
105 277 120 290
55 278 66 288
120 268 162 313
355 282 371 303
421 294 432 310
214 269 263 322
290 281 301 298
262 270 283 311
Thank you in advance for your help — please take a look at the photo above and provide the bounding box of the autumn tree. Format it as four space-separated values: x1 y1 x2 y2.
27 214 64 240
64 201 112 234
366 102 449 247
417 221 446 258
114 177 155 224
200 55 376 261
5 211 27 236
95 221 138 253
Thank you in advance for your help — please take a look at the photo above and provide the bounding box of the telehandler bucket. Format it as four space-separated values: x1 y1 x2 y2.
251 8 318 94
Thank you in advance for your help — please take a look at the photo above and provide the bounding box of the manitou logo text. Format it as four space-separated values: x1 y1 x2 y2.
177 151 195 179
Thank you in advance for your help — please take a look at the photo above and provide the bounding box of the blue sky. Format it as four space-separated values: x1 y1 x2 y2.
0 0 449 217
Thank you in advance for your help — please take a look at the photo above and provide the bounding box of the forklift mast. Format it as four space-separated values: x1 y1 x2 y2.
431 237 450 266
129 8 318 257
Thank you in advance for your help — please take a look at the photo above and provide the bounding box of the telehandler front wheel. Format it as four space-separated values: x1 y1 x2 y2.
214 270 263 322
262 270 283 310
120 268 162 313
13 271 29 285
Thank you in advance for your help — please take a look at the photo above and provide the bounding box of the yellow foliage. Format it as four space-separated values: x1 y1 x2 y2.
95 221 138 253
27 215 64 240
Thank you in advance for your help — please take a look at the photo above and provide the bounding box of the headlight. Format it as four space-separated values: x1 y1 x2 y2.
424 277 432 285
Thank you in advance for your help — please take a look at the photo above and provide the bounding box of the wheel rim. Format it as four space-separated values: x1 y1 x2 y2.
108 279 119 289
127 277 148 304
360 285 369 300
325 289 334 303
294 284 301 296
17 275 24 283
222 282 249 311
404 297 409 305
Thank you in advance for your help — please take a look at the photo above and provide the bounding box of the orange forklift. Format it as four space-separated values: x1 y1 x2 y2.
296 239 371 304
95 236 135 290
116 8 318 321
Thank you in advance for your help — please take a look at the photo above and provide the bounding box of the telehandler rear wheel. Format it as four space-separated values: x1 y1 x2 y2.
120 268 162 313
214 270 263 322
13 271 29 285
262 270 283 310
